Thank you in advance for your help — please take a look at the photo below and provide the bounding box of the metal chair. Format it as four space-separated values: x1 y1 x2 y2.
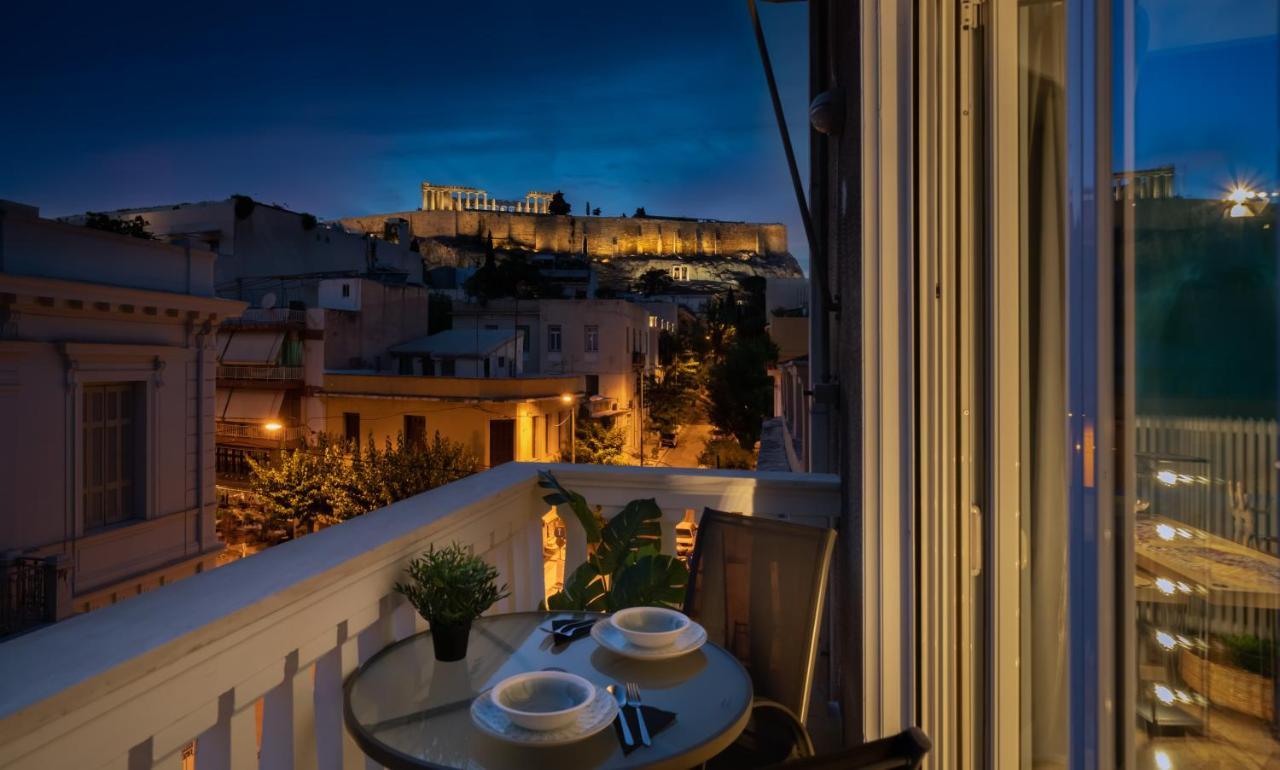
759 727 932 769
684 508 837 767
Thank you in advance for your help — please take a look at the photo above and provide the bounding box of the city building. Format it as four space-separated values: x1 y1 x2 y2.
319 371 583 467
451 298 654 455
0 201 244 629
387 328 523 378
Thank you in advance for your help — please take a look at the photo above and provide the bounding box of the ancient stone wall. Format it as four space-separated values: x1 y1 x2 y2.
338 210 790 260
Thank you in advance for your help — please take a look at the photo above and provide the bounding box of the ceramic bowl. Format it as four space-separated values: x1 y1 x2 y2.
489 671 596 731
610 607 691 649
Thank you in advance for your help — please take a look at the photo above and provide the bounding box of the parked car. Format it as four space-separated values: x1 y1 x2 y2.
659 430 678 448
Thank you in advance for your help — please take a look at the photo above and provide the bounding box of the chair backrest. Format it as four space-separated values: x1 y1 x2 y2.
683 508 836 722
760 727 932 770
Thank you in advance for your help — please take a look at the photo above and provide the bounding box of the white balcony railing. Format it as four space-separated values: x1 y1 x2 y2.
0 463 839 770
222 308 307 326
217 365 305 382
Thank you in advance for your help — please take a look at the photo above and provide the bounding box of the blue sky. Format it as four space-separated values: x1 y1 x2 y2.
0 1 812 267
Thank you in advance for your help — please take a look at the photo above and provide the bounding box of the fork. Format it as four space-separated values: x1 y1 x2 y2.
625 682 651 746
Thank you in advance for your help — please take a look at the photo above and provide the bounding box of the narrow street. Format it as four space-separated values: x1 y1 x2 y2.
650 422 714 468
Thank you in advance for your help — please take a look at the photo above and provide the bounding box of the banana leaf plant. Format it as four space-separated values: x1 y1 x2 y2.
538 470 689 611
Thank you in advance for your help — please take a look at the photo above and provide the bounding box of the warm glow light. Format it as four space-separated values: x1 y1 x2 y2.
1156 524 1176 541
1154 749 1173 770
1227 186 1251 203
1155 630 1177 650
1154 684 1175 705
1230 202 1254 218
1176 527 1193 539
264 421 283 432
1155 578 1176 595
1156 470 1178 486
560 393 574 404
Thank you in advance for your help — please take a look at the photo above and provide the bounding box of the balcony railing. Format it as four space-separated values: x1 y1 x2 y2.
221 308 307 327
0 557 56 639
0 463 839 768
215 420 308 442
217 365 305 382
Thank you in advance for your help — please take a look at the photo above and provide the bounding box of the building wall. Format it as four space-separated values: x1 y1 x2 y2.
339 210 790 259
320 279 431 371
319 392 570 466
0 203 244 617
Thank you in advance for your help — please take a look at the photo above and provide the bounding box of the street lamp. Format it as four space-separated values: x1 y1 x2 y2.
264 421 284 457
560 393 577 463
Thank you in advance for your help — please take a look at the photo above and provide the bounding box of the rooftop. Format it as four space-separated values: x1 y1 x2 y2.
389 329 518 357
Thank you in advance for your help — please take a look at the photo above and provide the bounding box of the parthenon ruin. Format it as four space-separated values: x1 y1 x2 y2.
420 182 555 214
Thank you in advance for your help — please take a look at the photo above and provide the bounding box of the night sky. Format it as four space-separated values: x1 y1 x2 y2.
0 1 812 266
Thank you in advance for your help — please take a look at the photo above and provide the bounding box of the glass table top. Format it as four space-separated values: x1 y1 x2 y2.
344 611 754 770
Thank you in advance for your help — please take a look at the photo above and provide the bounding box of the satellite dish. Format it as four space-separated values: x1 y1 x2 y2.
260 292 277 310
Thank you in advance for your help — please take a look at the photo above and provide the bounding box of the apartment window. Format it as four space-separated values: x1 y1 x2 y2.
585 374 599 397
441 358 456 376
548 325 562 352
497 355 506 369
343 412 360 447
584 325 599 353
403 415 426 447
670 265 689 281
82 383 143 530
341 283 350 298
398 356 413 375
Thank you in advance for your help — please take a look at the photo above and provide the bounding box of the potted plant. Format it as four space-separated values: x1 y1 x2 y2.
395 543 509 661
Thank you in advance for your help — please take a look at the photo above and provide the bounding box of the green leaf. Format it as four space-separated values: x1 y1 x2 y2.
538 470 601 544
594 498 663 577
608 554 690 610
544 560 608 611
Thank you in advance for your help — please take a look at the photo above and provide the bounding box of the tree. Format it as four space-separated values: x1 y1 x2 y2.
634 268 674 297
84 212 154 240
463 240 555 300
247 432 481 542
697 438 756 470
645 357 701 435
565 417 626 464
592 207 601 216
633 207 648 218
548 191 571 215
705 334 778 450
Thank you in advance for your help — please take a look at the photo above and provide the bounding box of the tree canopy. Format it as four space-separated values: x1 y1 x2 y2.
548 191 571 215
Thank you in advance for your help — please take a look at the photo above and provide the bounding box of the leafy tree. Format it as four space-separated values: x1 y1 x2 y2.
634 268 674 297
697 438 756 470
705 334 778 449
247 432 481 542
548 191 571 215
633 207 648 218
84 212 154 240
645 357 701 435
592 207 601 216
565 417 626 464
463 242 555 300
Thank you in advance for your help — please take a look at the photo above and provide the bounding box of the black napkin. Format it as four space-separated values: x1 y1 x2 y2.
614 705 677 755
550 618 595 646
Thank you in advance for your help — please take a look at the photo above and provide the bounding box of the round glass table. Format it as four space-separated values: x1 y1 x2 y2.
344 611 754 769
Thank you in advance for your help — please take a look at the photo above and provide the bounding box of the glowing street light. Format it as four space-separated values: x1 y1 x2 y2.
560 394 577 463
264 421 283 433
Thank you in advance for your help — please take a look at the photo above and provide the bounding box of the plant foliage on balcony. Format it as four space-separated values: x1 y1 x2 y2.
538 470 689 612
394 543 510 627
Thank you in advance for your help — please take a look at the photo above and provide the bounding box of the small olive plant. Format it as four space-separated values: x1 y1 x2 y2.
395 543 510 628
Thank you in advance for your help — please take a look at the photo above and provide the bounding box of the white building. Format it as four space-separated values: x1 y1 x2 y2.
0 201 245 625
387 329 523 378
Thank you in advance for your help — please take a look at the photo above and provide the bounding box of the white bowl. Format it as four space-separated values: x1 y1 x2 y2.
610 607 691 649
489 671 596 731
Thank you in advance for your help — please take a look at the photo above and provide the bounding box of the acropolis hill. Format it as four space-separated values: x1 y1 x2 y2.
337 182 805 289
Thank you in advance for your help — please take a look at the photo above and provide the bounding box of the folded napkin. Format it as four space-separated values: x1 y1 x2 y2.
615 705 677 755
550 617 595 646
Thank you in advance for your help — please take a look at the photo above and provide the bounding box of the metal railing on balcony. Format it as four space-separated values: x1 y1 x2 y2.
215 420 308 443
0 556 56 639
0 463 839 768
216 365 304 382
221 307 307 326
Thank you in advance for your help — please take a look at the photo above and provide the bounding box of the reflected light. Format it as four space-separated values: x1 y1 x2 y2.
1230 202 1255 218
1155 578 1176 595
1156 524 1176 541
1155 630 1177 650
1154 684 1175 705
1154 749 1173 770
1156 470 1178 486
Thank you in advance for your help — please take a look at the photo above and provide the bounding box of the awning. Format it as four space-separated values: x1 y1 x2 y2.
221 389 284 421
221 332 285 365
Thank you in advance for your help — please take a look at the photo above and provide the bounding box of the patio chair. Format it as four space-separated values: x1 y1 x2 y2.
760 727 932 769
684 508 836 767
